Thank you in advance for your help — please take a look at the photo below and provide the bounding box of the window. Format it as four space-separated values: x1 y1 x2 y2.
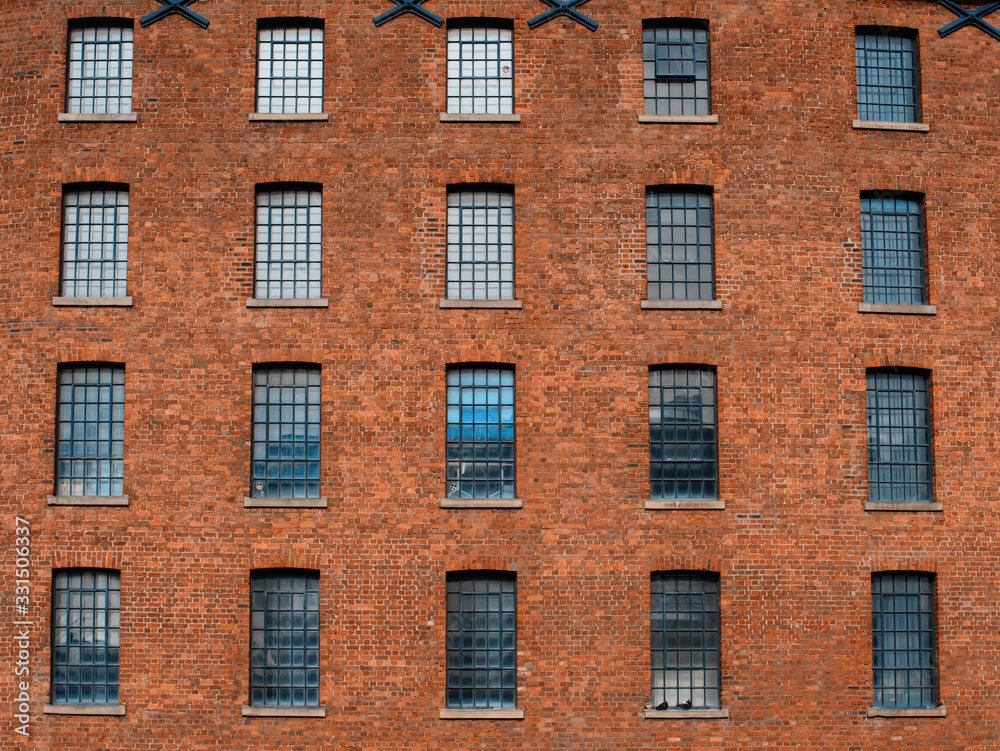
649 368 717 500
872 573 936 709
51 570 121 705
61 186 129 299
446 25 514 115
643 22 710 116
256 22 324 114
56 366 124 498
446 188 514 301
651 572 720 709
251 367 321 499
856 29 919 123
446 367 515 500
254 186 322 300
866 370 932 503
66 23 134 115
646 190 714 302
250 571 320 708
861 194 926 306
446 572 516 709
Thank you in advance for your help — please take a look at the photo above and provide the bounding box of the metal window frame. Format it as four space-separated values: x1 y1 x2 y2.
645 188 715 302
445 19 515 115
60 183 130 299
871 572 937 709
855 27 920 123
642 19 711 117
445 571 517 710
860 191 927 306
254 184 323 300
51 568 121 706
255 19 325 115
249 569 321 708
445 186 516 301
65 19 134 115
866 369 933 503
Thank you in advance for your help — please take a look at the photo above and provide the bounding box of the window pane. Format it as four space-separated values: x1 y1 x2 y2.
257 25 324 114
860 196 926 305
61 188 129 299
649 368 717 500
446 27 513 115
646 191 714 302
866 371 932 503
255 188 322 300
252 368 321 498
446 190 515 301
643 24 710 116
856 32 919 123
872 573 936 708
66 25 133 114
446 368 515 499
56 367 125 497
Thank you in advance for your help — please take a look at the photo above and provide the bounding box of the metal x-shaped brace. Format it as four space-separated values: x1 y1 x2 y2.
934 0 1000 42
528 0 598 32
140 0 210 29
373 0 443 27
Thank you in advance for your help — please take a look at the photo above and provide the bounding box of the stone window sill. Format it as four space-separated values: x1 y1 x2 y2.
243 497 329 508
44 704 126 715
645 499 725 510
858 303 936 315
641 300 722 310
439 708 524 719
242 706 327 717
638 114 718 124
867 706 946 718
864 502 942 512
246 298 329 308
47 495 129 506
439 113 521 123
440 498 523 509
853 120 929 132
645 708 729 719
439 299 523 309
249 113 329 122
58 113 137 123
53 296 133 307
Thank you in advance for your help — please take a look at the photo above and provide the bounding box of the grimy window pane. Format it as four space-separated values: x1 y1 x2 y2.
446 367 515 499
66 25 134 114
255 188 322 300
861 196 926 305
51 570 121 705
446 27 514 115
446 190 515 301
256 26 324 114
872 573 936 708
866 371 932 503
56 366 125 497
651 572 720 709
856 32 919 123
446 573 516 709
646 191 714 302
61 188 129 298
643 25 710 116
250 572 320 707
650 368 717 500
252 368 321 499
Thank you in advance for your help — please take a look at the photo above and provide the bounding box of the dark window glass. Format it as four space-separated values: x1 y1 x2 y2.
646 191 714 302
446 27 514 115
254 187 322 300
651 572 720 709
256 24 324 114
861 195 926 305
51 570 121 705
872 573 936 708
856 31 919 123
446 190 515 301
61 187 129 298
56 366 125 497
252 368 321 499
249 571 320 708
649 368 717 500
446 367 515 499
867 371 932 503
643 24 710 116
66 25 133 114
446 572 516 709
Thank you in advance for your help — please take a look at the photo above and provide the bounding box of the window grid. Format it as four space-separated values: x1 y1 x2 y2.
256 26 324 114
446 27 514 115
66 25 133 114
856 32 919 123
252 368 321 499
872 573 936 709
51 570 121 705
61 188 129 298
646 191 714 302
446 368 515 499
651 572 720 709
649 368 717 501
867 371 932 503
861 196 926 306
643 25 710 116
446 190 515 301
255 188 322 300
56 367 125 497
446 573 516 709
250 572 320 708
